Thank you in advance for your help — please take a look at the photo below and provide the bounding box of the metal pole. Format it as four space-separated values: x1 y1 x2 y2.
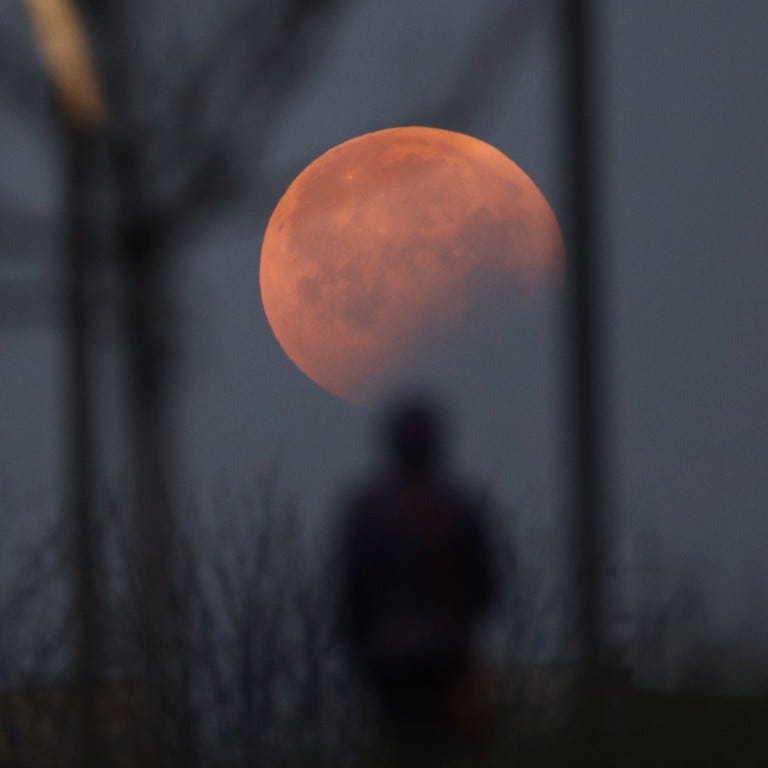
24 2 106 763
561 0 607 695
63 121 102 768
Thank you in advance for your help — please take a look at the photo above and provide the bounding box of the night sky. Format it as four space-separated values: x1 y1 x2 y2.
1 0 767 685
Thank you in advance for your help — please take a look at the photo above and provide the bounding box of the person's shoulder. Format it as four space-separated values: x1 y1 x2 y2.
439 473 487 514
440 475 496 540
340 473 391 527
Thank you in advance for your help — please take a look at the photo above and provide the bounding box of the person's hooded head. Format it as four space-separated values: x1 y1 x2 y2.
383 395 447 477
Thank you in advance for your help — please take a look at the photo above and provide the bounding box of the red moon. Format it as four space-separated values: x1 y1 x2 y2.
260 126 564 403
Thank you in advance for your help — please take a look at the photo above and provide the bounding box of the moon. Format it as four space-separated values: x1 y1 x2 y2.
260 126 564 403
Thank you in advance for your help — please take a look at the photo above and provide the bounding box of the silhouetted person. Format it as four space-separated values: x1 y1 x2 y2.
338 396 498 763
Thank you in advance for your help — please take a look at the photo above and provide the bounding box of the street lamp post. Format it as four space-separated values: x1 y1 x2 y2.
561 0 608 706
24 2 105 764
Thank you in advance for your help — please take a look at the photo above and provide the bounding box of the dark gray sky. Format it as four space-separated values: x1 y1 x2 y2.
1 0 767 683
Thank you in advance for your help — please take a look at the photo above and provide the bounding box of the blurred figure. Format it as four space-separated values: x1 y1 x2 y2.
338 396 499 764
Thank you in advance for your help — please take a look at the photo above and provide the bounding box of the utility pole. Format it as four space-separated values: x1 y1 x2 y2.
561 0 608 708
80 4 181 754
24 2 105 765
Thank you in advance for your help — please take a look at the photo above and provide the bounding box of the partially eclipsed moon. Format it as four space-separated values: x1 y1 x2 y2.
260 126 564 403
